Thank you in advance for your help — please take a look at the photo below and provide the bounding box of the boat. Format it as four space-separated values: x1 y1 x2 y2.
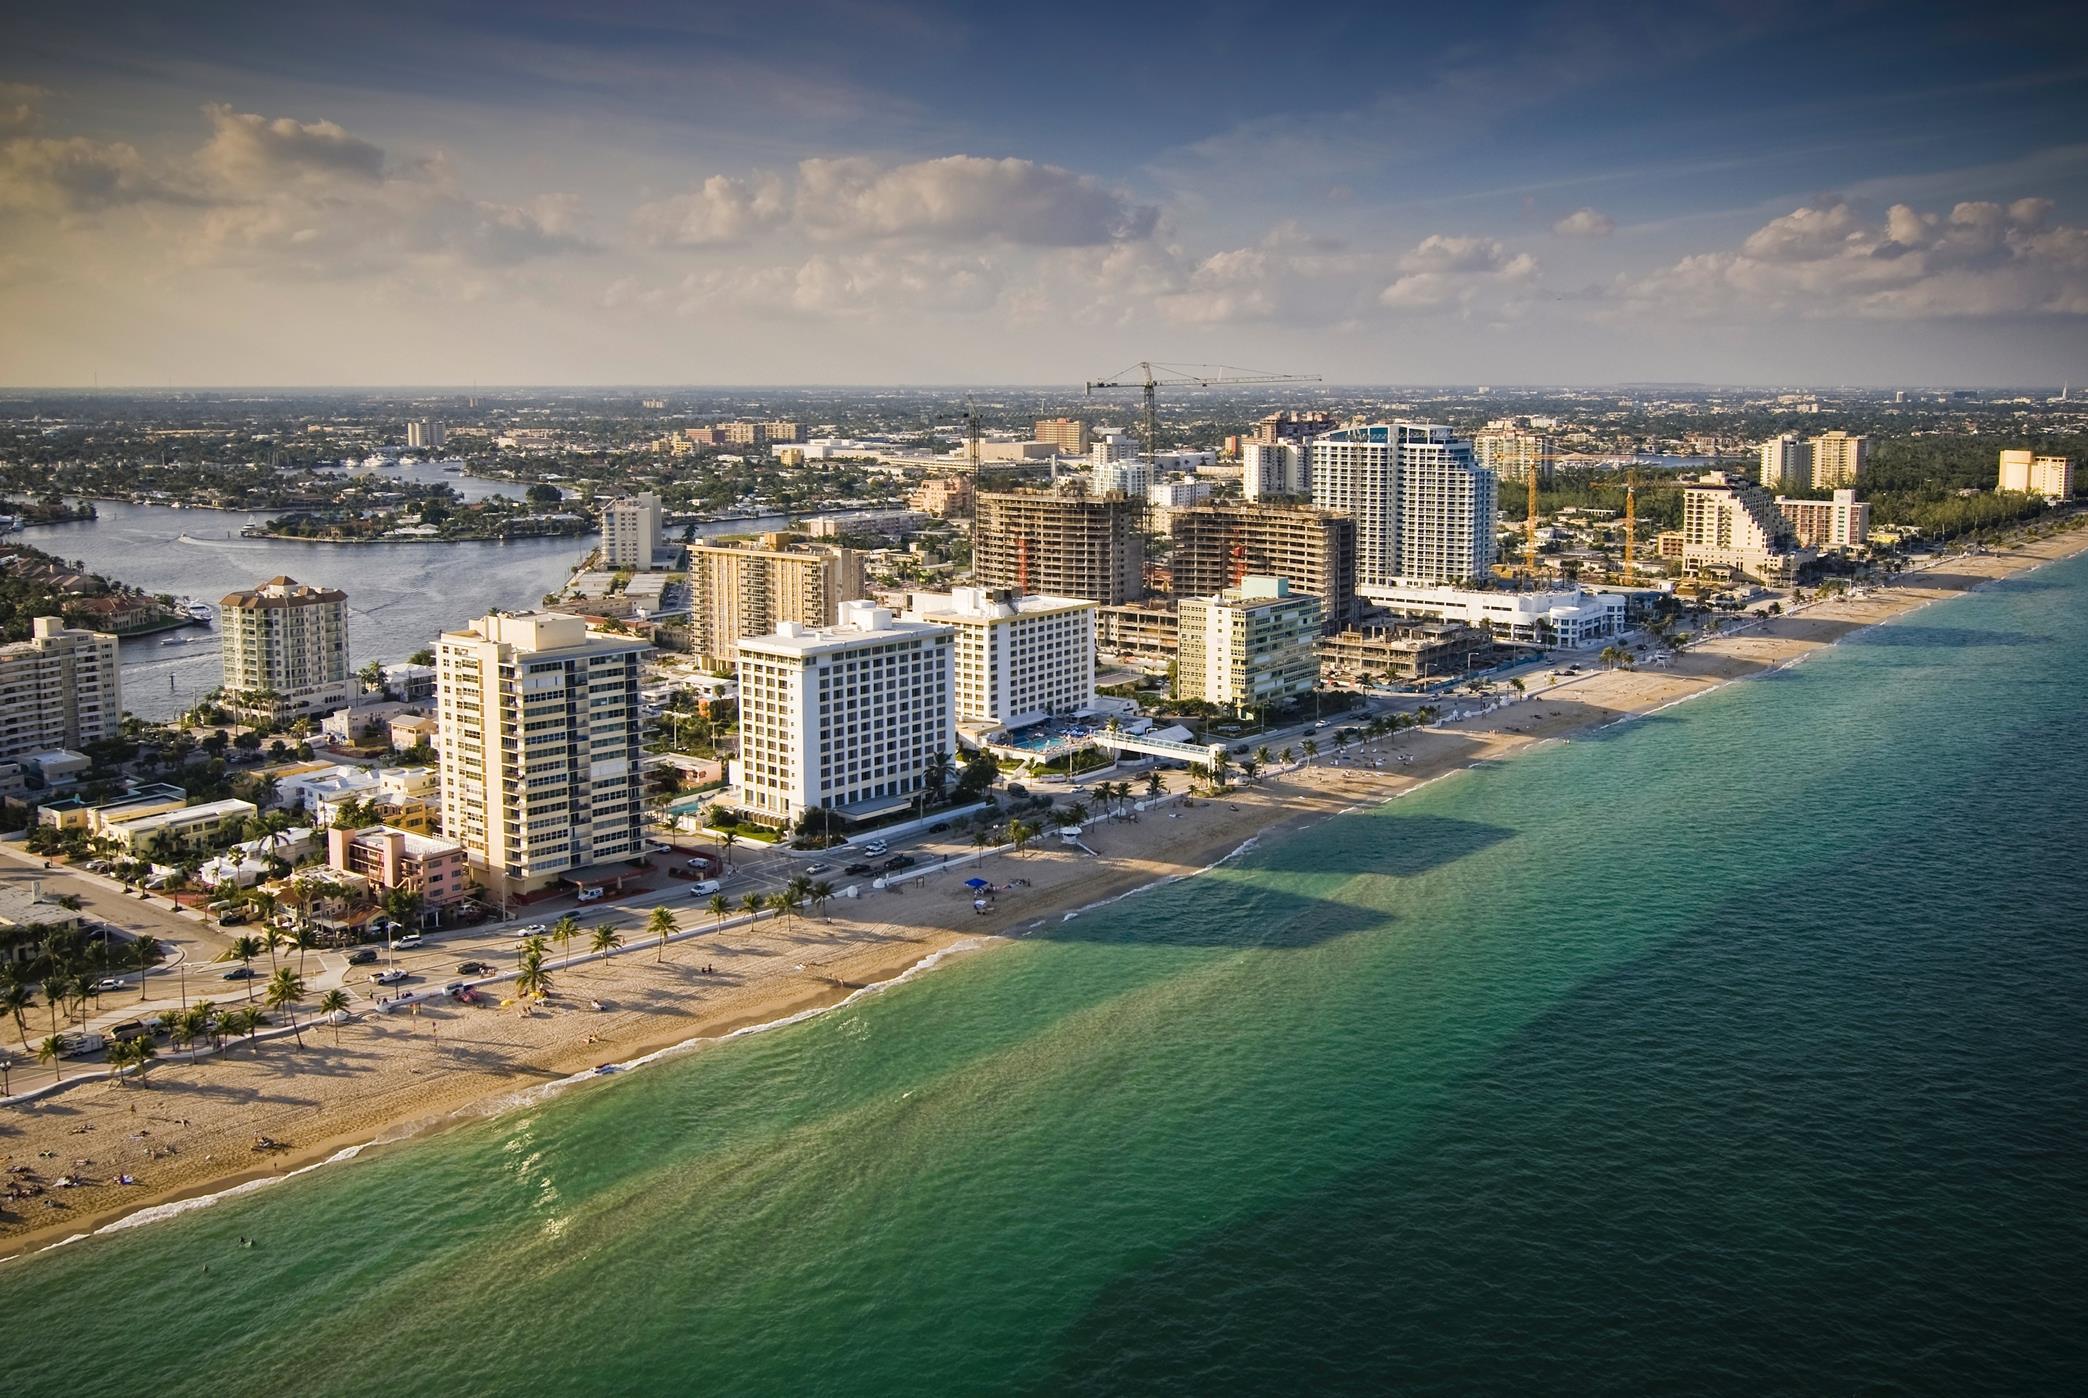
160 636 190 647
177 596 214 622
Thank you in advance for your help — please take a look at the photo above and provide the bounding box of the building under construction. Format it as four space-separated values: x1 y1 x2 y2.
974 489 1145 606
1168 502 1357 632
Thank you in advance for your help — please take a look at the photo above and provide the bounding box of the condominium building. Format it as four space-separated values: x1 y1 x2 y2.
1250 410 1336 446
0 617 122 762
733 602 955 826
910 473 974 518
685 539 867 668
1680 473 1811 583
1997 449 2075 500
1356 582 1624 647
405 419 445 450
1168 502 1357 631
326 824 470 909
722 420 804 447
1091 432 1138 465
973 490 1145 605
1091 459 1153 498
1777 489 1871 551
1032 418 1091 454
905 587 1095 731
1472 429 1556 485
1243 442 1309 500
1759 434 1812 490
219 576 353 720
1808 431 1870 488
600 491 665 570
435 612 648 901
1311 422 1496 587
1176 576 1322 711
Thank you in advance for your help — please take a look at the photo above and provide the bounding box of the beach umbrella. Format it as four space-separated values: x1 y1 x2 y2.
964 877 990 890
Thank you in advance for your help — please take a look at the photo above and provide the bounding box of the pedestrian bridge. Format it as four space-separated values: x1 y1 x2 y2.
1090 730 1228 768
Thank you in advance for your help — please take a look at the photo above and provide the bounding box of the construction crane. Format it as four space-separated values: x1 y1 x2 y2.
1084 361 1321 472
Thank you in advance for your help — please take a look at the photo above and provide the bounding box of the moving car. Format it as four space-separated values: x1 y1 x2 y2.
860 841 889 856
881 854 916 872
394 933 424 949
514 923 549 938
804 863 832 875
928 822 950 833
455 961 493 976
346 948 379 965
688 879 721 896
843 863 874 876
93 977 126 992
371 968 410 985
222 966 255 981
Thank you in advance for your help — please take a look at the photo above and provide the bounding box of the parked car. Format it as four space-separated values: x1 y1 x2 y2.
346 948 379 965
843 863 874 876
108 1019 150 1043
218 909 249 926
93 976 126 992
576 886 605 903
928 822 951 833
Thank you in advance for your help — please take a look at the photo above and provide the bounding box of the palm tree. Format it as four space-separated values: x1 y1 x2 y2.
1008 818 1037 857
37 1034 65 1084
132 935 163 1000
1255 745 1273 768
153 1008 182 1041
118 1035 158 1084
645 907 677 961
707 892 731 929
1207 750 1233 791
1145 769 1166 798
293 926 319 976
1302 739 1319 764
2 981 31 1048
228 934 264 1000
739 892 764 920
382 887 425 936
719 829 739 870
552 914 582 960
972 830 994 861
589 925 623 957
182 1002 218 1054
317 989 350 1045
265 967 308 1048
811 881 835 921
513 947 552 1008
1240 756 1262 784
263 925 291 971
767 891 795 924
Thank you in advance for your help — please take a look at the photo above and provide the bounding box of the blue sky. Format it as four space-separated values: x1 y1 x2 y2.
3 0 2084 385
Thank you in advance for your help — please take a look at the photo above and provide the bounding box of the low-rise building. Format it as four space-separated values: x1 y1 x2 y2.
1095 602 1180 671
1177 576 1322 711
1319 622 1497 684
1358 582 1625 647
910 474 974 518
327 824 471 909
101 798 258 856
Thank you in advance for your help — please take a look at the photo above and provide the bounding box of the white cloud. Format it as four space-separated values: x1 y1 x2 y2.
1616 195 2088 320
197 104 386 190
675 248 1003 318
1381 234 1537 312
1552 207 1614 237
0 135 200 213
633 173 789 246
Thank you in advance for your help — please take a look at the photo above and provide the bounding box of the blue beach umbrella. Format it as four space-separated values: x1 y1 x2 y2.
964 877 990 889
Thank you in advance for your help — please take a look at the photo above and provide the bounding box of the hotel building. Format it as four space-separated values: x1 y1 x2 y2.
435 612 648 901
1680 473 1810 583
1472 429 1556 485
905 587 1096 731
685 539 866 668
1357 582 1624 647
1776 489 1871 551
974 490 1145 606
1311 423 1496 587
734 602 955 827
1759 434 1812 490
1032 417 1091 454
219 576 353 720
1176 576 1323 711
326 824 470 911
0 617 121 762
1997 449 2075 500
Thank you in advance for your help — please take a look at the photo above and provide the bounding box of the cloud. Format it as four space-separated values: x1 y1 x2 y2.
1381 233 1537 312
1614 195 2088 320
1552 207 1614 237
197 103 385 189
0 135 199 213
675 248 1002 318
634 172 789 246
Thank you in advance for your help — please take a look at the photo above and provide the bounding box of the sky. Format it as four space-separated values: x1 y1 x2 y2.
2 0 2085 388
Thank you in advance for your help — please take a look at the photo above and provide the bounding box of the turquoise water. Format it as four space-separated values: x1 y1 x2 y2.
5 553 2088 1395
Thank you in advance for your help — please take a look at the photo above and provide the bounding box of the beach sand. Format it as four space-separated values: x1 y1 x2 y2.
5 527 2084 1257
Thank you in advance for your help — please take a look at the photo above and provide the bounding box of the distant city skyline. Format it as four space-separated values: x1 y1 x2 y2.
3 1 2085 387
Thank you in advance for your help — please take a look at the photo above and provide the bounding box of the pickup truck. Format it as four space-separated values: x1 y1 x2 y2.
371 968 410 986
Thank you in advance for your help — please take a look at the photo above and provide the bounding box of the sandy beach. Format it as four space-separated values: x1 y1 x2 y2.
5 525 2084 1258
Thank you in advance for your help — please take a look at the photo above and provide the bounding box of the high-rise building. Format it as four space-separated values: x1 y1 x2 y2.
685 539 866 668
905 587 1096 730
909 473 974 518
1808 431 1870 488
600 491 665 570
1759 434 1813 489
1168 502 1357 632
405 419 445 450
435 612 647 900
734 602 955 827
219 576 353 720
974 490 1145 605
1250 410 1336 446
1312 422 1493 587
1472 429 1555 485
1090 459 1153 498
1681 473 1811 583
1997 449 2075 500
1777 489 1871 551
1176 576 1322 711
1242 442 1309 500
1091 432 1138 465
0 616 122 761
1032 418 1091 454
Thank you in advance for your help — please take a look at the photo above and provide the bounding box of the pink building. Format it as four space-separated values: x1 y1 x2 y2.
327 825 470 908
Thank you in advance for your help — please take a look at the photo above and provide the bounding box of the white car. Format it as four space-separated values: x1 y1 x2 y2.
371 968 410 985
394 934 424 949
515 923 549 938
861 841 889 856
576 887 605 903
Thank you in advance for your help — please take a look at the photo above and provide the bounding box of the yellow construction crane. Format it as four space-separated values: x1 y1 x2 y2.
1084 361 1321 470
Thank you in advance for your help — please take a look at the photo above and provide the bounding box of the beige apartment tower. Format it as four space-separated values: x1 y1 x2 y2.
973 490 1145 605
0 617 122 761
686 539 866 667
1032 418 1091 454
435 612 648 901
219 575 353 720
1997 449 2074 500
1808 431 1870 488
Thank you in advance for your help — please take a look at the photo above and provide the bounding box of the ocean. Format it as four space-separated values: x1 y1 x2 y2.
3 549 2086 1396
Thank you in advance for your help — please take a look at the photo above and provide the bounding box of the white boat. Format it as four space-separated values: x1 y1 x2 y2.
178 596 214 622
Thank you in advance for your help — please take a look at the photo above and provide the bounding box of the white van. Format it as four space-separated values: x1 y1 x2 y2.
689 879 721 896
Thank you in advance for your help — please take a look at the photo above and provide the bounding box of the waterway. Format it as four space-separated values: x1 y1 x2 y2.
3 546 2083 1395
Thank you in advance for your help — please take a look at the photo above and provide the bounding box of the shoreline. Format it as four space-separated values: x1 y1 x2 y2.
5 525 2085 1260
